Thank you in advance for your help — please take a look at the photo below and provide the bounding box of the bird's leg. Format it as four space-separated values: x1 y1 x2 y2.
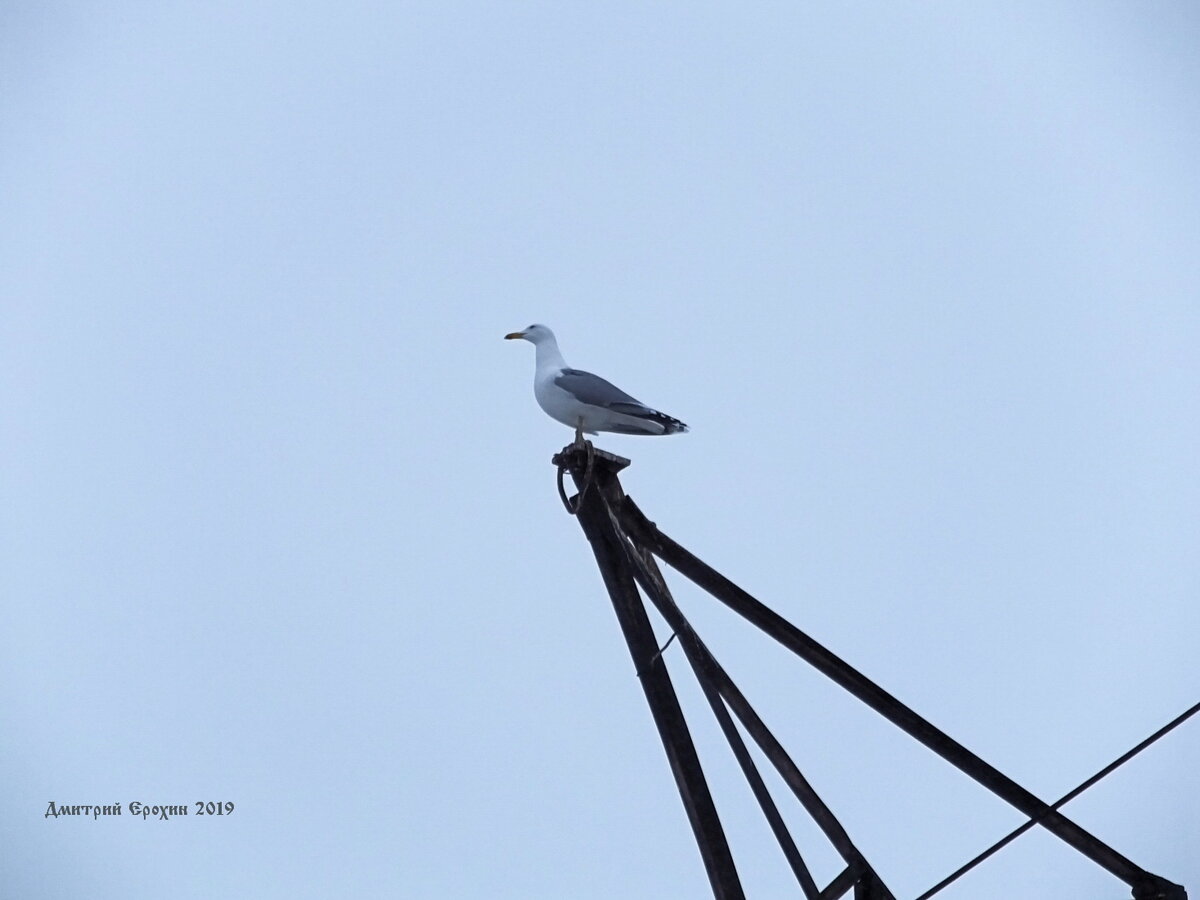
571 418 596 509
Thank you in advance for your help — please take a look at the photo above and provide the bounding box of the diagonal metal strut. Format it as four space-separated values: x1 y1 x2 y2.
613 504 892 899
558 444 894 900
616 492 1185 900
561 447 744 900
552 444 1185 900
613 510 894 900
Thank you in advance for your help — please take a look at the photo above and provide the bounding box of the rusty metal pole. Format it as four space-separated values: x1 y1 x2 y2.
618 496 1187 900
554 444 744 900
548 444 1186 900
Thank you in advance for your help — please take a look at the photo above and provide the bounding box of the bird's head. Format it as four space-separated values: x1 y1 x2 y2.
504 323 555 345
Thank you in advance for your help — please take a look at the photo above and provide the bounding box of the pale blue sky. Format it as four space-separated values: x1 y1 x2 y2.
2 3 1198 898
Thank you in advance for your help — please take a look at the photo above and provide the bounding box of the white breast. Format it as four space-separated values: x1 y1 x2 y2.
534 373 591 430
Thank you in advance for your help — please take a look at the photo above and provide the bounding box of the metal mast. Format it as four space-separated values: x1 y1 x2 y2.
552 442 1188 900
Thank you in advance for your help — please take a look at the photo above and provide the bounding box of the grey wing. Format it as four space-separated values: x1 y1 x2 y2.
554 368 649 411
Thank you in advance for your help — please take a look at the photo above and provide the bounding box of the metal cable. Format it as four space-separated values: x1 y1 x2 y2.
916 699 1200 900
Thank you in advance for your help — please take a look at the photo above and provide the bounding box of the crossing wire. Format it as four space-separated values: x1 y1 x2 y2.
916 699 1200 900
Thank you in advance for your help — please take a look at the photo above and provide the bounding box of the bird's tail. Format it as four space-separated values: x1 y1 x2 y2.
646 410 689 434
609 401 689 435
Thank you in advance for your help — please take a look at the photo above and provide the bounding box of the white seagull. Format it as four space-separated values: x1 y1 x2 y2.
505 324 689 444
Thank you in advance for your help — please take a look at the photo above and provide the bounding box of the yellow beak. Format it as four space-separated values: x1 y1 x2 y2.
504 332 526 340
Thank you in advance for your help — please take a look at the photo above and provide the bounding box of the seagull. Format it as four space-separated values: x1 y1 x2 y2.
505 324 689 444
